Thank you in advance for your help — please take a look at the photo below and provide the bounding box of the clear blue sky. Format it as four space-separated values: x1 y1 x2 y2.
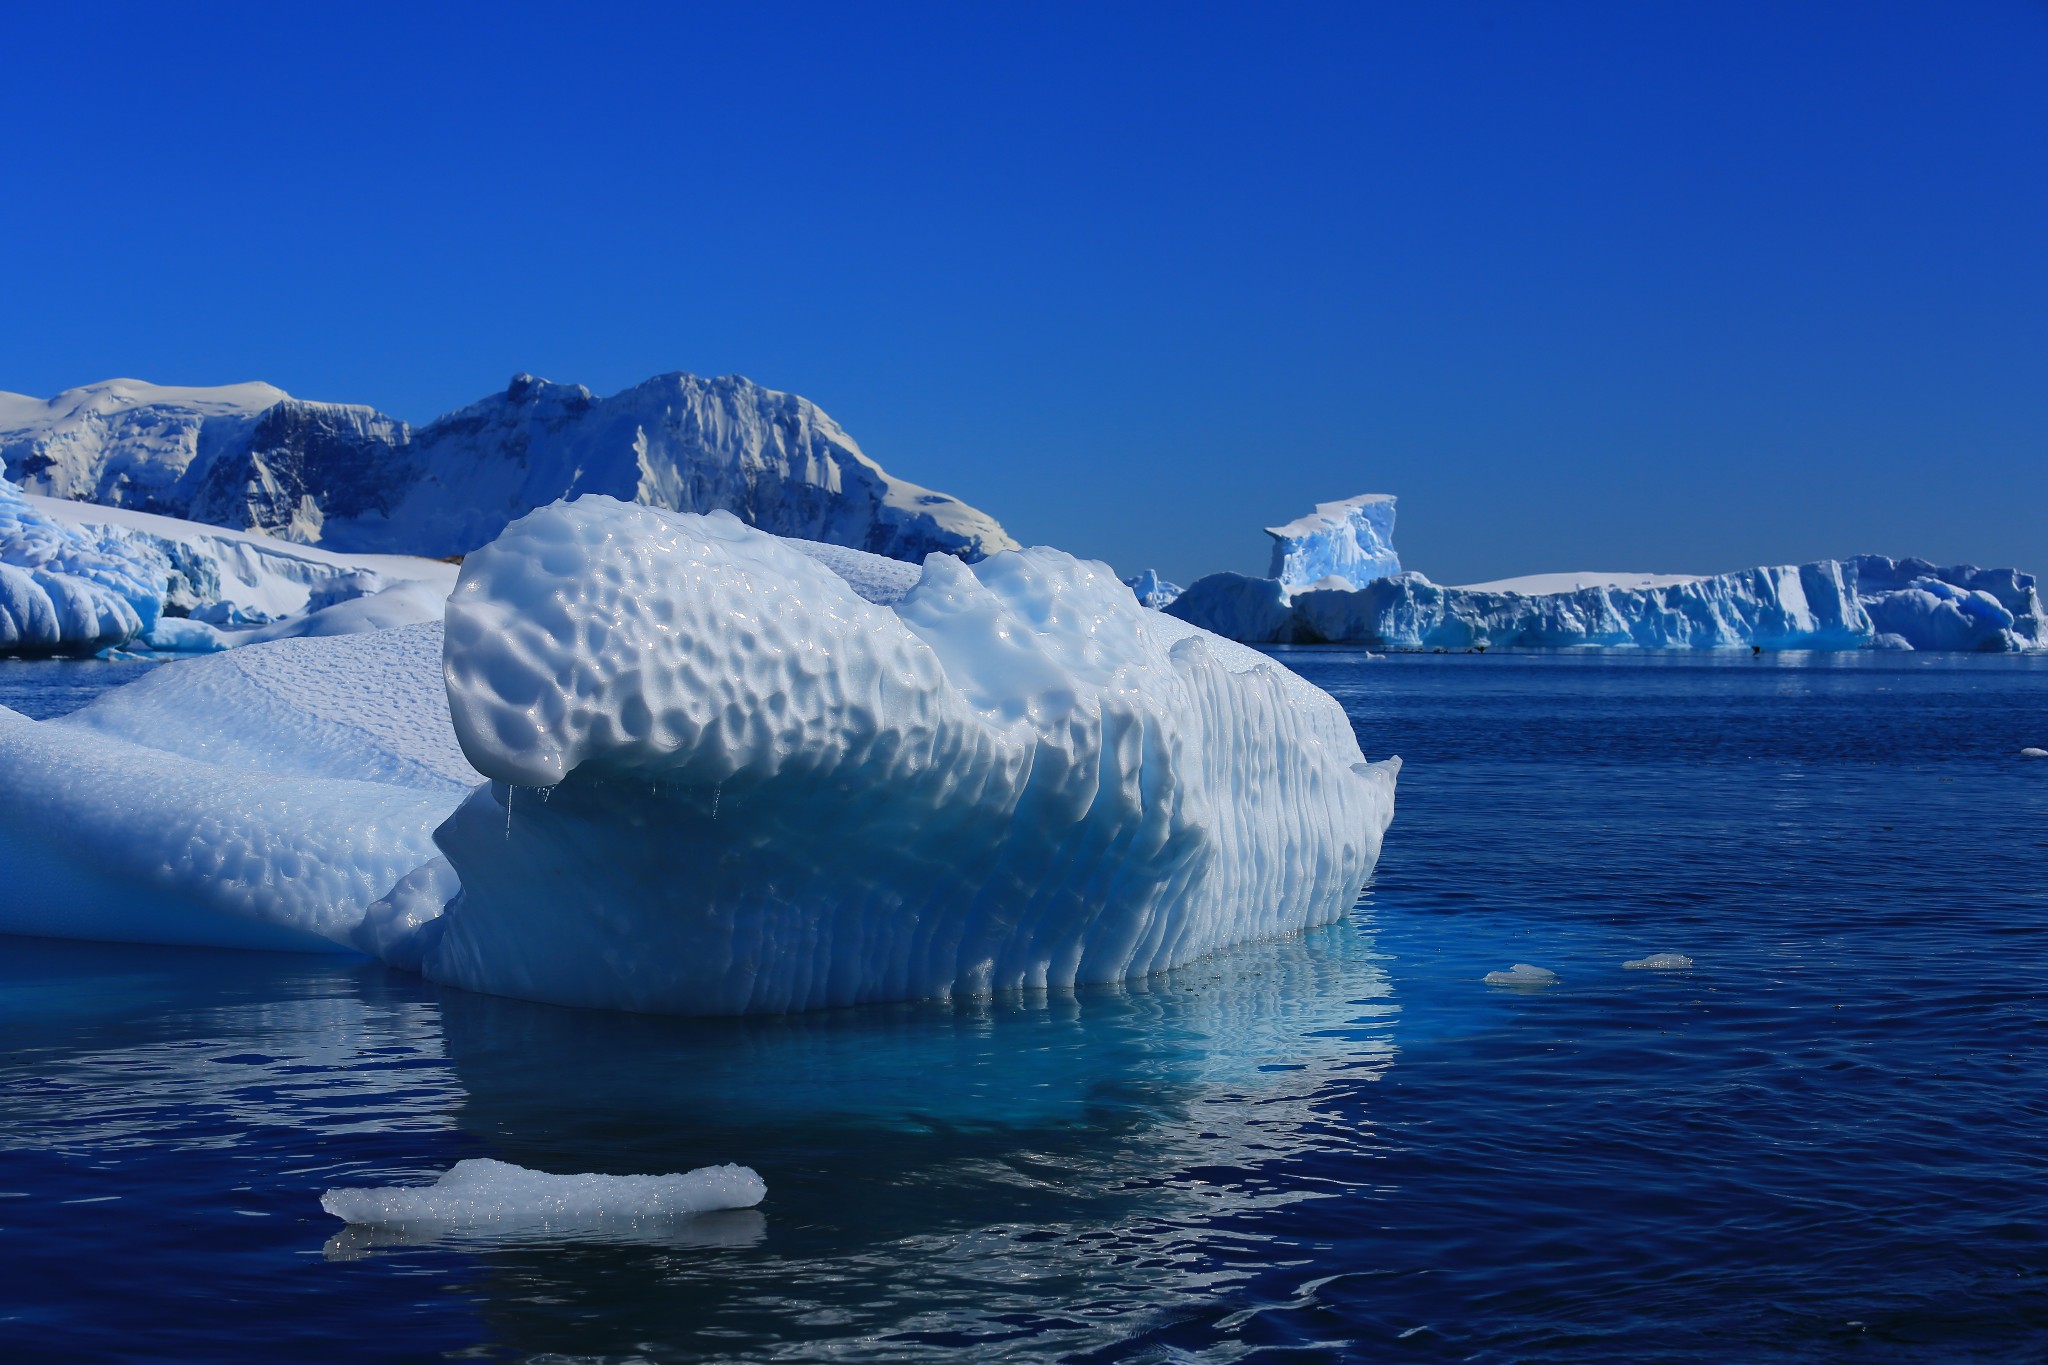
3 1 2043 585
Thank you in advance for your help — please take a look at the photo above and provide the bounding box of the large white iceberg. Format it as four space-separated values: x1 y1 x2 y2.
0 374 1016 563
0 500 1399 1015
1265 494 1401 593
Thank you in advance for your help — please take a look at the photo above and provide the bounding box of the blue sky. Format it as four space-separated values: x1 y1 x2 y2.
2 1 2042 584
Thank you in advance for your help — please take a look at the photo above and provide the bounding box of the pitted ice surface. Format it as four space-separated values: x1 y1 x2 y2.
428 498 1398 1014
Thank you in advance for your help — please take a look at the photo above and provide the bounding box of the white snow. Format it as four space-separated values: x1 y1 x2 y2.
321 1158 764 1230
1484 964 1558 986
1623 952 1694 970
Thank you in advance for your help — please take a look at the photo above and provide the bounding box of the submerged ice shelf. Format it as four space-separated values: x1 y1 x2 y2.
0 498 1399 1015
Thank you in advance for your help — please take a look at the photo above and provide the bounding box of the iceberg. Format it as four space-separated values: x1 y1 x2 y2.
1169 562 1875 650
1484 964 1558 986
1168 494 2044 653
1851 555 2047 653
0 501 1399 1016
320 1158 765 1232
1123 568 1184 610
0 373 1016 563
1266 495 1401 592
1623 953 1693 970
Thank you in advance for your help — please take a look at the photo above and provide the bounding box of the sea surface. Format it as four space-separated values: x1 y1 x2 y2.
2 649 2046 1362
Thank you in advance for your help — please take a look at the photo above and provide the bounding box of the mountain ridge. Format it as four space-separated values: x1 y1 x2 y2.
0 373 1016 563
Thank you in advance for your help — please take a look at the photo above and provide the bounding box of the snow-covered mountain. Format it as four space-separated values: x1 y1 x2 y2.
0 373 1017 562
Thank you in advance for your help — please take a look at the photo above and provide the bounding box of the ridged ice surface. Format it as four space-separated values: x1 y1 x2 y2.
321 1158 765 1232
429 498 1398 1014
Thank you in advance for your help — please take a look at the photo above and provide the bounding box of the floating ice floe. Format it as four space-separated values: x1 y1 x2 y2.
321 1158 764 1233
0 498 1400 1015
1623 953 1694 970
1484 964 1558 986
2022 748 2047 760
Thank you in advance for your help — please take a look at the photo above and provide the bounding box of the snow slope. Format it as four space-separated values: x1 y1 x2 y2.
1 373 1016 563
0 501 1398 1016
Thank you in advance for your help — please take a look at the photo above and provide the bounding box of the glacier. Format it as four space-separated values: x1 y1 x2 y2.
0 500 1399 1015
1266 495 1401 592
0 373 1016 563
0 473 459 657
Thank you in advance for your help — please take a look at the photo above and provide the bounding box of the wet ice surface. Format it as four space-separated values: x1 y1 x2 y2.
4 649 2048 1362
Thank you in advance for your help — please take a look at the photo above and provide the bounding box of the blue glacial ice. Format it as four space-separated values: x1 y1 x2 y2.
1266 494 1401 592
0 464 461 658
0 476 162 655
0 499 1399 1015
1167 496 2044 652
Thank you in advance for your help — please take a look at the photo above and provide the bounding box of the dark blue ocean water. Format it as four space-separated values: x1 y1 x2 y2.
3 650 2047 1362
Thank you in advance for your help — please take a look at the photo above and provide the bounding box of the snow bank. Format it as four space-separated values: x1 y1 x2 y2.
320 1158 764 1231
419 498 1398 1013
1266 495 1400 592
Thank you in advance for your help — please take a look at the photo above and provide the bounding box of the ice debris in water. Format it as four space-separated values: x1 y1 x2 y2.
1623 952 1694 970
320 1158 764 1229
2022 748 2048 760
1484 964 1558 986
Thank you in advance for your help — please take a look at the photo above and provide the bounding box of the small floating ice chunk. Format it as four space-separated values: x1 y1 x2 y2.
1483 963 1558 986
2022 747 2048 760
1623 952 1694 970
320 1158 764 1231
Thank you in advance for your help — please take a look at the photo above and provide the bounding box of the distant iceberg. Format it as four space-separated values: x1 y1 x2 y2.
1124 568 1184 610
1167 495 2044 653
0 501 1399 1015
1266 494 1401 593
